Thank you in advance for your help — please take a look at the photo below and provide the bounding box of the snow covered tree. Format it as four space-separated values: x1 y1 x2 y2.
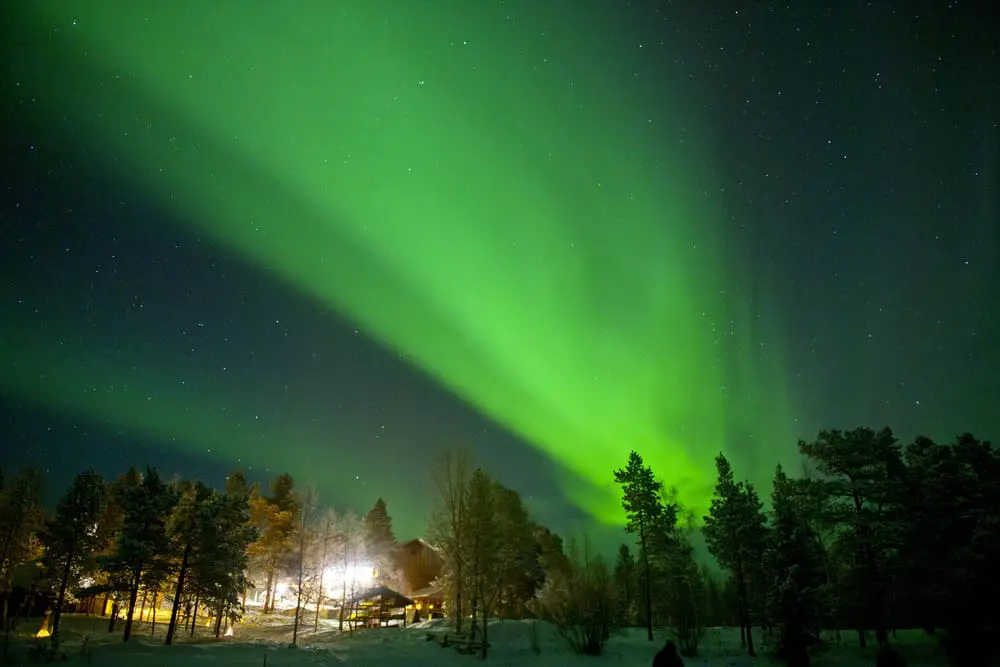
41 469 106 648
702 453 767 657
291 486 319 646
333 510 366 632
614 450 664 642
532 534 618 656
312 508 339 631
428 447 471 634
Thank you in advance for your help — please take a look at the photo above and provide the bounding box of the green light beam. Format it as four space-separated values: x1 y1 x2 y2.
13 0 796 521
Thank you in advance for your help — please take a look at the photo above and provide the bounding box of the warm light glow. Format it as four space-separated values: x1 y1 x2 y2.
322 562 375 593
274 581 290 600
35 628 51 638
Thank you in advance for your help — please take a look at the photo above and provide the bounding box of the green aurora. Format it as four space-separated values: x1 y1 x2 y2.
10 1 796 522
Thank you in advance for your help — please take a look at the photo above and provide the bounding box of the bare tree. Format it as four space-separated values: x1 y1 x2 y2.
291 486 319 646
335 511 366 632
313 509 338 632
428 447 471 635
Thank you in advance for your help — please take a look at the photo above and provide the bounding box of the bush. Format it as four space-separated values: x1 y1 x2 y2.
530 536 618 656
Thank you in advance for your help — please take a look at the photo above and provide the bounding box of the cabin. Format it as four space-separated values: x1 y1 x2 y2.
393 538 446 621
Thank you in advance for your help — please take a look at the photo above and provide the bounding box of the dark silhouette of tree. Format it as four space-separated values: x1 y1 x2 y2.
702 453 767 657
614 450 664 642
798 427 902 647
766 465 825 667
41 469 106 649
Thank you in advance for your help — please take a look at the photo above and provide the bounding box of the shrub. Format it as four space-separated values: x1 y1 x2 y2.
530 536 618 656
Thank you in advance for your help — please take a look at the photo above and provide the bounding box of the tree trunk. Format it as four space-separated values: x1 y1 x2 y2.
122 565 143 642
50 541 75 648
263 567 274 613
641 538 653 642
138 588 148 625
292 530 306 646
737 571 755 656
189 595 200 637
108 601 119 633
481 608 489 659
150 591 158 636
214 600 224 638
454 557 464 636
165 542 191 645
339 580 347 632
314 585 322 632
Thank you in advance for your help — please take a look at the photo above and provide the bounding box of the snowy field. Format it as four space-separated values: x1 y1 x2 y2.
7 613 946 666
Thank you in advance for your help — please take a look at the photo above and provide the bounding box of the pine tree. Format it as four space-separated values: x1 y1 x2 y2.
363 497 396 588
767 465 825 667
0 468 43 636
41 469 106 648
702 453 767 657
248 474 300 613
613 544 637 625
798 427 902 646
103 466 177 642
492 483 540 619
613 450 663 642
164 480 214 645
194 483 256 638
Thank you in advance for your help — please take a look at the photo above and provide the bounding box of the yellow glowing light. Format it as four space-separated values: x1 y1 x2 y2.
35 628 51 638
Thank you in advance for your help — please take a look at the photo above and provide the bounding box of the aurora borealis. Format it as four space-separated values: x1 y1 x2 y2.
2 2 996 540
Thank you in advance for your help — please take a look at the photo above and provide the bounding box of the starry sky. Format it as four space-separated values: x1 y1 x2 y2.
2 1 996 544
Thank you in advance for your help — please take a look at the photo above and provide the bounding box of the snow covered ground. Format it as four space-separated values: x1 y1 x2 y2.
11 613 946 666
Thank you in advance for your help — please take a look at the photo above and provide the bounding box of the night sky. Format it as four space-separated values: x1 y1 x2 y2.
2 1 996 544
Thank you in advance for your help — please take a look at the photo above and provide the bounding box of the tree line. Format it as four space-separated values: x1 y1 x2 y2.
2 425 996 666
426 427 999 667
0 464 407 659
611 427 1000 667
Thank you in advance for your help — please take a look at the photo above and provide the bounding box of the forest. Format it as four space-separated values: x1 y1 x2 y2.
0 426 997 666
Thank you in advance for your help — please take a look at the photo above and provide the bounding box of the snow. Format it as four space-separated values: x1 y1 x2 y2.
16 613 946 666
